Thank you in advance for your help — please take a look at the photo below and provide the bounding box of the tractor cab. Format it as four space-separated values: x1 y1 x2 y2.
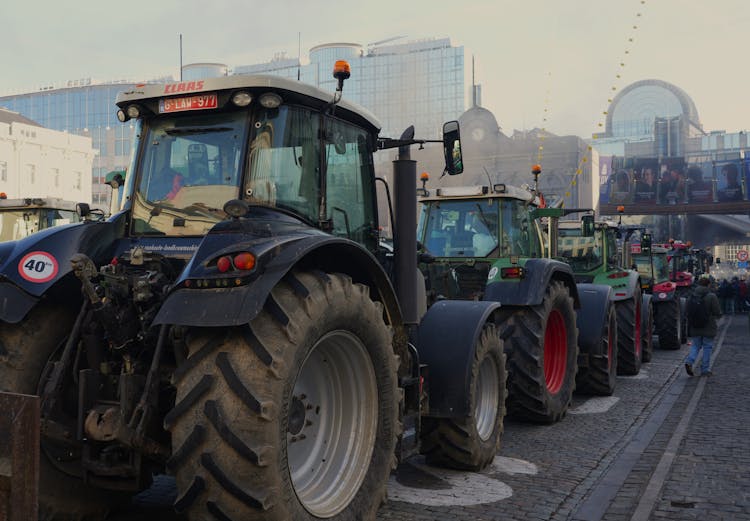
417 184 544 300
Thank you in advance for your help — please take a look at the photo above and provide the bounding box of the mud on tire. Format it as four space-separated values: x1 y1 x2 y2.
166 271 399 521
576 300 618 396
500 281 578 423
421 324 506 471
0 304 127 521
616 296 642 375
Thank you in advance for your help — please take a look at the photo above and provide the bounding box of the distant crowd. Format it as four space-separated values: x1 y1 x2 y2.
715 276 749 314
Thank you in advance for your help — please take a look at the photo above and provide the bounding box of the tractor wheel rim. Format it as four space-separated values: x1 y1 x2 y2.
544 309 567 394
475 356 499 441
288 331 378 517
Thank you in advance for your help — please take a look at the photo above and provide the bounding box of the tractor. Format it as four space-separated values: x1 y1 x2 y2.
0 67 508 520
0 195 96 241
416 177 590 422
556 218 654 381
630 234 687 350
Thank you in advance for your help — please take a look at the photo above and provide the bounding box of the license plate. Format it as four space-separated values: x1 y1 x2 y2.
159 94 218 113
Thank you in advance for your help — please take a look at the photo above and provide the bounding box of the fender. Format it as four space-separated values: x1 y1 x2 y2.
575 283 613 357
415 300 501 418
153 232 402 328
651 282 677 302
483 258 580 308
596 270 641 303
0 217 124 323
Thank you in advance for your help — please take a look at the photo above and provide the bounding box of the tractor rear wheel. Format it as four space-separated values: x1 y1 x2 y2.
616 296 642 375
502 281 578 423
656 299 681 350
641 299 654 363
0 304 127 521
679 297 689 344
167 271 399 521
422 324 506 470
576 300 618 395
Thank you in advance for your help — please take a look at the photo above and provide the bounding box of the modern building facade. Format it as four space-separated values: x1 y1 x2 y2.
0 107 94 203
0 37 465 203
234 38 465 140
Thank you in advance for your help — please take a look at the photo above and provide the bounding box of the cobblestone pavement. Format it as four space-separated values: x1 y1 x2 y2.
112 315 750 521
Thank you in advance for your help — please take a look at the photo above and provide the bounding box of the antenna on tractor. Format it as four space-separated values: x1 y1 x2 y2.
483 166 492 186
297 32 301 81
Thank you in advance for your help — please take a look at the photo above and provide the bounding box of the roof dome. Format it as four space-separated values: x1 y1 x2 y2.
605 79 701 138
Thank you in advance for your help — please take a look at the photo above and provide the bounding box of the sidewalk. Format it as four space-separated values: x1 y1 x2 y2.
645 314 750 520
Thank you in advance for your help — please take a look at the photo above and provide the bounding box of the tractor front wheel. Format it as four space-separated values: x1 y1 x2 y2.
422 324 507 470
616 296 642 375
576 300 618 395
167 271 399 520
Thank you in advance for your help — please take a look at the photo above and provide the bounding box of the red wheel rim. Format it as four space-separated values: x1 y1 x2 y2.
544 309 567 394
634 298 641 357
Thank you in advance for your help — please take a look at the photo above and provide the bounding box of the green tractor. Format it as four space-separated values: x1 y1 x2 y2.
556 218 654 378
417 181 596 422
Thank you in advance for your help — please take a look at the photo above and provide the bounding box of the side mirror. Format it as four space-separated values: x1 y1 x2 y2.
442 121 463 175
581 214 595 237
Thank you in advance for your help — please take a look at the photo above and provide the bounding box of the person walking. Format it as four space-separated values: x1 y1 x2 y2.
685 274 722 377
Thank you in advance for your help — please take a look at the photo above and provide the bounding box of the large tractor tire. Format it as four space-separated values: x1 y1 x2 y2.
421 324 506 471
616 295 642 375
167 271 399 521
641 299 655 363
679 297 689 344
656 299 681 350
0 304 126 521
501 281 578 424
575 301 618 396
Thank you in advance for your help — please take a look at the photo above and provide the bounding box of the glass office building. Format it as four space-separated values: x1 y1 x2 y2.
0 81 160 204
0 37 465 202
235 39 465 139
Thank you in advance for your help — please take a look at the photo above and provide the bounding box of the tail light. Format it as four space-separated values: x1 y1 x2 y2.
216 252 256 273
501 267 525 279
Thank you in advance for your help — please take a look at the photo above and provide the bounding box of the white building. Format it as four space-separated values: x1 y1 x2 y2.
0 108 95 203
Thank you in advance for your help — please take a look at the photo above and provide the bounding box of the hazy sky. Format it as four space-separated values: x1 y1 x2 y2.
1 0 747 137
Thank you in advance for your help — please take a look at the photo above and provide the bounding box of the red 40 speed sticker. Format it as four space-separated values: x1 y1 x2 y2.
18 251 59 283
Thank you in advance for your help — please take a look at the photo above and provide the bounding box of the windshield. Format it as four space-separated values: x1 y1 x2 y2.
0 209 77 241
634 253 669 282
669 251 691 272
132 111 247 236
558 228 603 271
418 198 539 258
418 199 498 257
